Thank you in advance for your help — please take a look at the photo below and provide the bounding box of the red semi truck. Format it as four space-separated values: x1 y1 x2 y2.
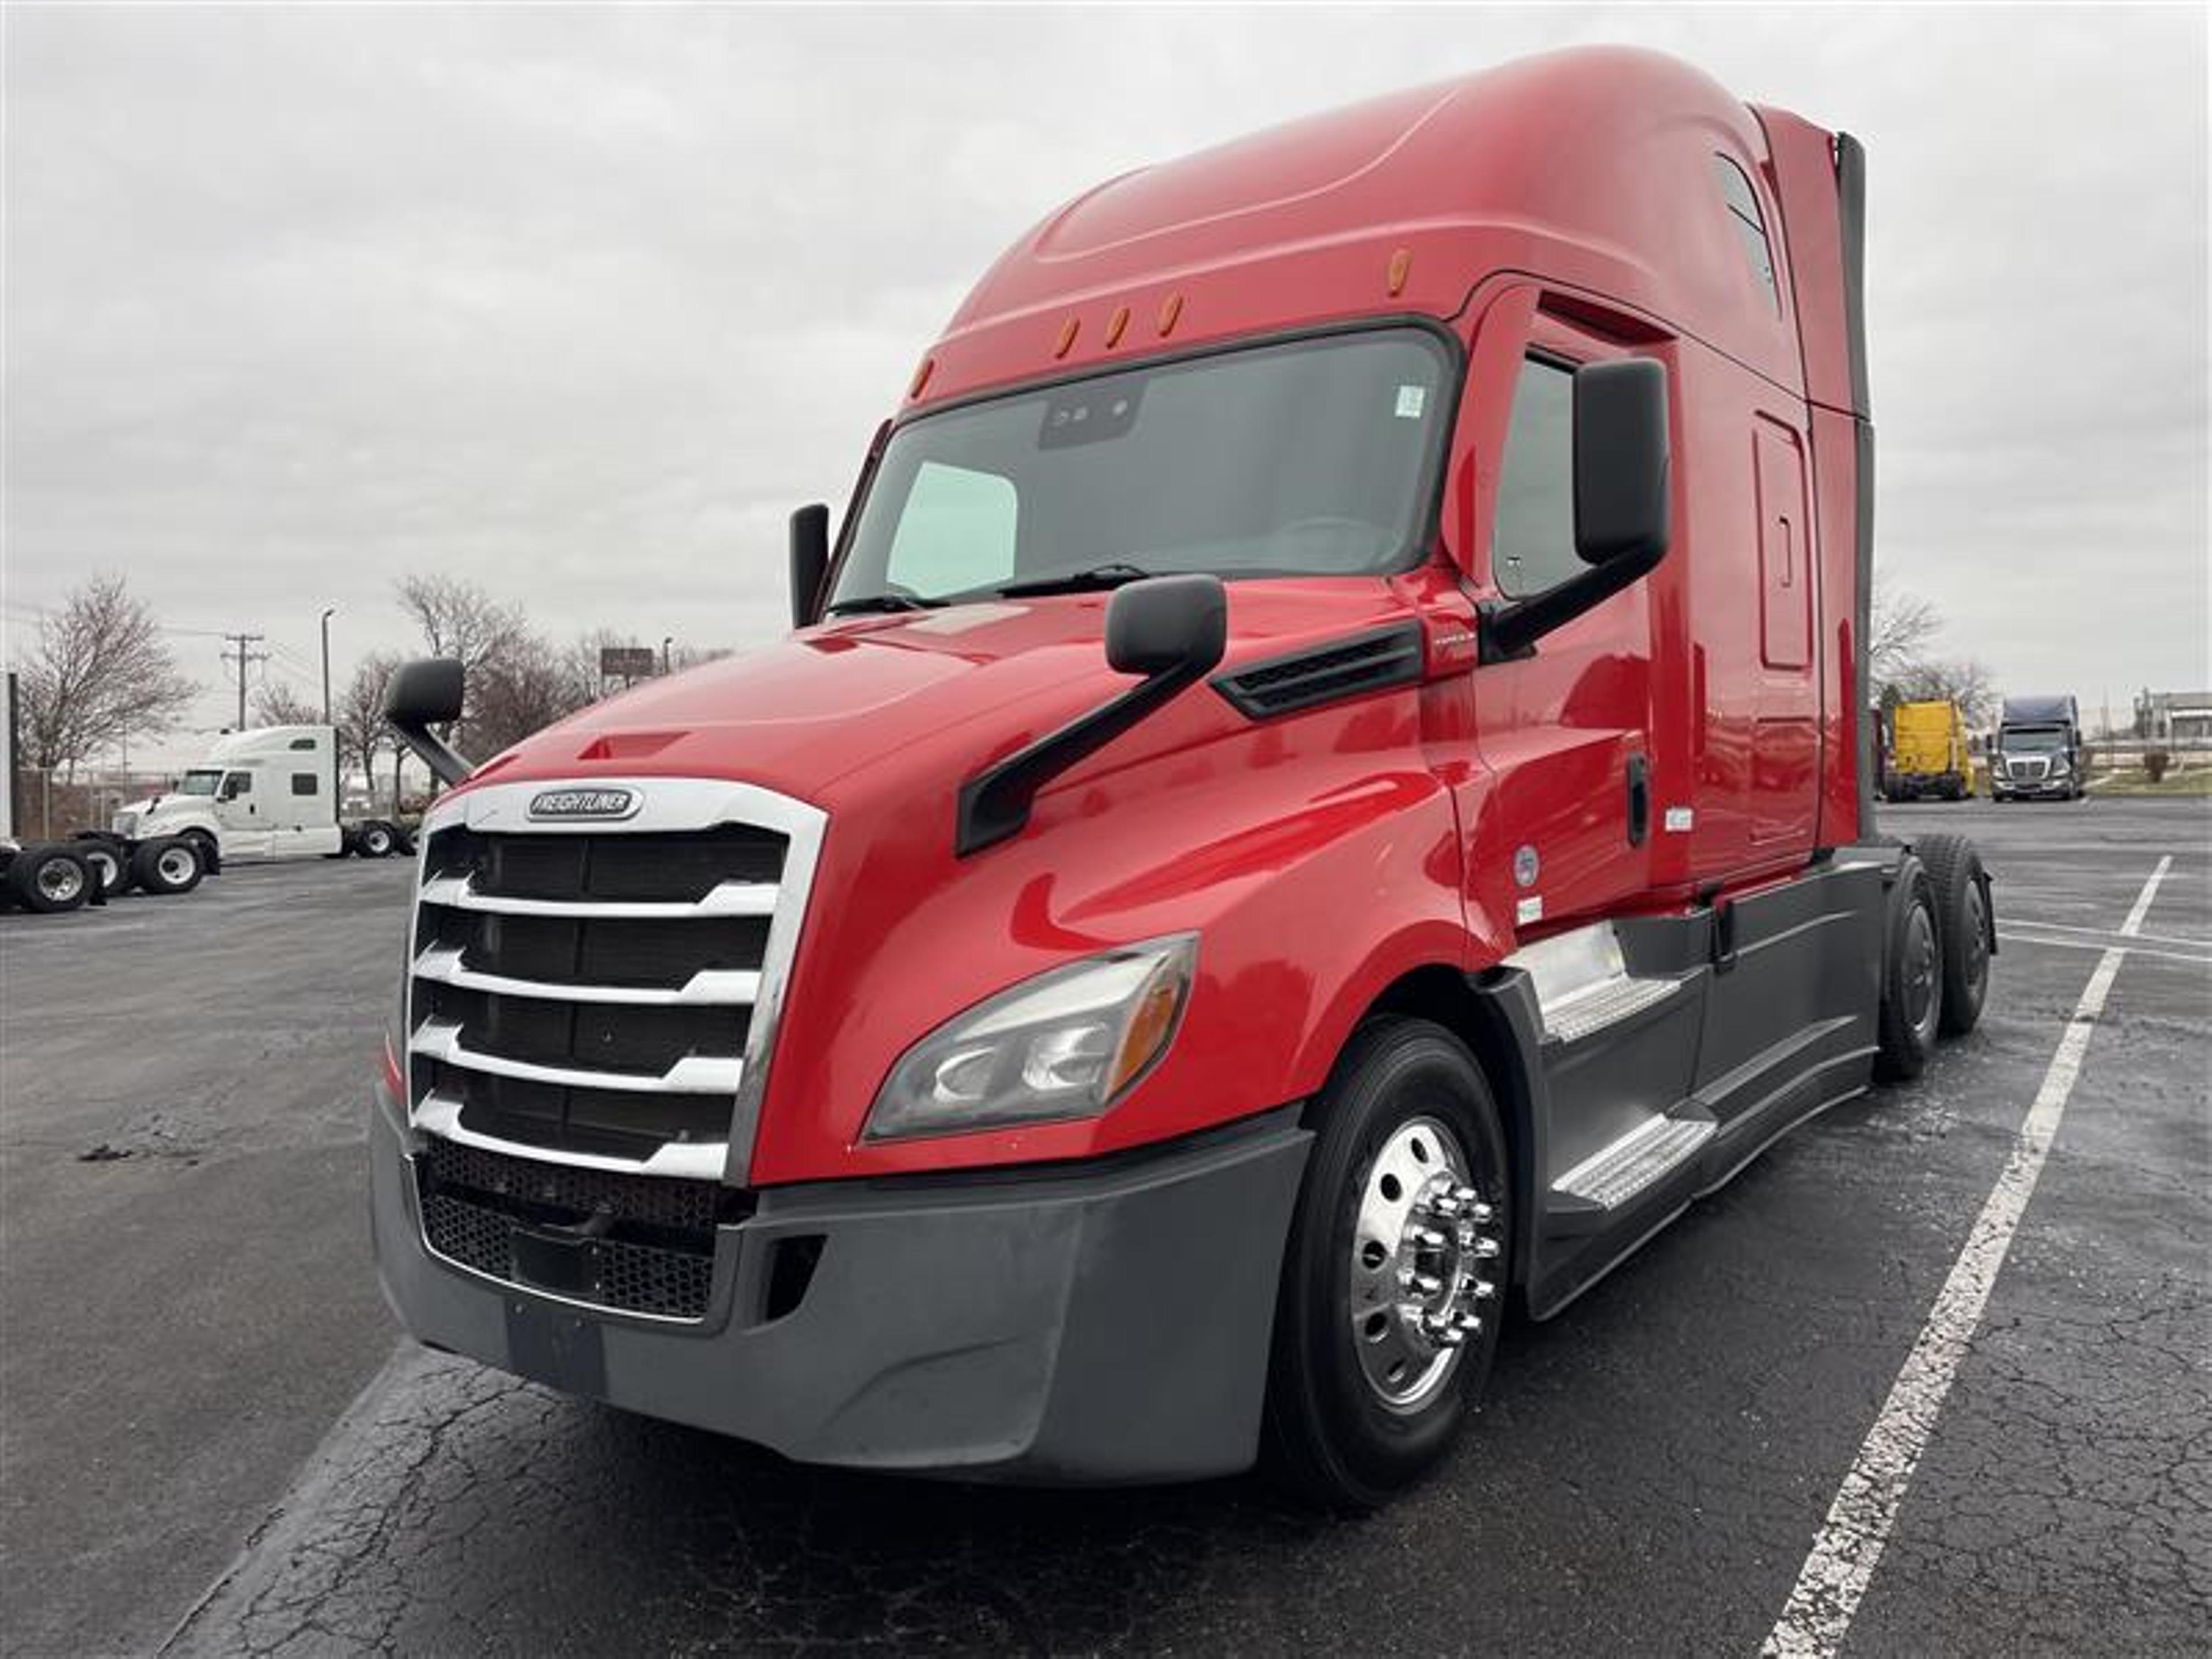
373 47 1996 1508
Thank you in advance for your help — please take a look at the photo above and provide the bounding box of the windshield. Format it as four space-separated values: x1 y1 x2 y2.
828 328 1456 609
2002 728 2067 752
177 769 224 796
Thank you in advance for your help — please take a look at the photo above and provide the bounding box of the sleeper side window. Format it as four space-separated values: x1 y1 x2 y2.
1713 156 1780 313
290 772 319 797
1492 357 1580 599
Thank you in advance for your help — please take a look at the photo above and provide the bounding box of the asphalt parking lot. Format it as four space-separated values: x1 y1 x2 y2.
2 800 2206 1658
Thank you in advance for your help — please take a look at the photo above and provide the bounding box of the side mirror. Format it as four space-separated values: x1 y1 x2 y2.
1482 358 1672 662
383 657 472 788
1105 572 1229 679
1573 358 1672 568
957 574 1229 855
789 503 830 629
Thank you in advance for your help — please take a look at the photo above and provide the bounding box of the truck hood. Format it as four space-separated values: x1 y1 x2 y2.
468 580 1419 805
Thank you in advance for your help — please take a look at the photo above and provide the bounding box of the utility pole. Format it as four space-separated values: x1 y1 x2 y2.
320 608 338 724
221 632 268 729
661 636 673 676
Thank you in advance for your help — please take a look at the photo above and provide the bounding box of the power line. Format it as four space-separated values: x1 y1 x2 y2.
220 632 268 729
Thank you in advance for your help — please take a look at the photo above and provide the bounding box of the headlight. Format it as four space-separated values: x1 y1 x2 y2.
863 934 1197 1141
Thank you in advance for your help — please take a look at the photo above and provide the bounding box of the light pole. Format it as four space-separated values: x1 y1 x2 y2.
320 607 337 724
661 636 673 676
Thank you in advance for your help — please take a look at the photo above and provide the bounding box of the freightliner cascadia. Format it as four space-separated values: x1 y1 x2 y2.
373 48 1998 1509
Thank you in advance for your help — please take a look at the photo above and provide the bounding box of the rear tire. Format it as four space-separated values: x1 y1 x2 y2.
357 821 397 859
1262 1017 1510 1512
10 847 90 913
78 839 132 897
1874 858 1942 1082
132 837 204 896
1916 834 1991 1037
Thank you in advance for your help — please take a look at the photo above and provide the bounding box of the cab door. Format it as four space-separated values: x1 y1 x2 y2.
216 770 272 858
1457 294 1661 935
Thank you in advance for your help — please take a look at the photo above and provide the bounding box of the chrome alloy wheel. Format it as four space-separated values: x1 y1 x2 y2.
1348 1115 1500 1412
36 857 86 905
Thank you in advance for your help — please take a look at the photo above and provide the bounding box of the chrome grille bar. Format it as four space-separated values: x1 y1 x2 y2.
413 1093 728 1182
411 944 761 1007
417 872 779 919
412 1017 746 1095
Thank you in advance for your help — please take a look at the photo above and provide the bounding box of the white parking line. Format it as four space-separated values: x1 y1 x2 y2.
1995 929 2210 968
2000 916 2211 951
1762 855 2173 1659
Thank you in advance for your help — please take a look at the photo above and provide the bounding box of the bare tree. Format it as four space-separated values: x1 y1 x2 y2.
249 680 322 726
1895 657 1999 729
471 631 600 757
336 652 402 801
18 574 199 779
393 574 524 751
1868 569 1942 691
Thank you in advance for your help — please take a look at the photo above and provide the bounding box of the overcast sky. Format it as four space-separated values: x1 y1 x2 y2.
5 3 2206 764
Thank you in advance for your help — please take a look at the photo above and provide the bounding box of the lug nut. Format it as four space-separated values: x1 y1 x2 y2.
1453 1310 1483 1333
1411 1272 1443 1297
1470 1278 1496 1301
1411 1225 1448 1250
1471 1236 1501 1260
1468 1201 1494 1225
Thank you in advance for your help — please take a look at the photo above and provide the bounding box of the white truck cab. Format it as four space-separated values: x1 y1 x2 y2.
114 726 355 861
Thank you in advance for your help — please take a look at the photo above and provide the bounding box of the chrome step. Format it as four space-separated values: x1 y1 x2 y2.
1505 921 1685 1043
1551 1113 1715 1211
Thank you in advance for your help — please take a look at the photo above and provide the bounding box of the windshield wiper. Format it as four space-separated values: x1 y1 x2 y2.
823 591 945 617
991 562 1154 599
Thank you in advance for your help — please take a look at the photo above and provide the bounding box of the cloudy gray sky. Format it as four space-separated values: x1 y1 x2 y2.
5 3 2206 763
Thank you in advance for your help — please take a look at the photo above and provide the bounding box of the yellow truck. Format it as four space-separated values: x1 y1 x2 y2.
1881 699 1977 801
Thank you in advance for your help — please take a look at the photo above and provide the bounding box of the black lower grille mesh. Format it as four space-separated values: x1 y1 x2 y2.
415 1138 741 1320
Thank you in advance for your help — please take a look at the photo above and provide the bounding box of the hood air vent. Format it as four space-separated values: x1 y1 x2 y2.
1212 623 1423 720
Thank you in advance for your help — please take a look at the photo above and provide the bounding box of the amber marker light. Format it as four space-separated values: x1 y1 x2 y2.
1157 291 1184 335
1105 305 1130 347
908 356 935 399
1054 316 1080 358
1387 247 1413 296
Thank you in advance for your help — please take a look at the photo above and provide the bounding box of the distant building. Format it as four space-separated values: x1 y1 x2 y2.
2135 688 2212 743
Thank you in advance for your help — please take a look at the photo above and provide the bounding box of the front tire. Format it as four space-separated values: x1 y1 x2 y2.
357 822 396 859
1263 1017 1510 1512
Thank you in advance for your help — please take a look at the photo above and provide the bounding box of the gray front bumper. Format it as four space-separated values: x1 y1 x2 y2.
370 1084 1309 1484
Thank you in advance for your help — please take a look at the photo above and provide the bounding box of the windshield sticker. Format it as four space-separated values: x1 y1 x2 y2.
1393 385 1427 420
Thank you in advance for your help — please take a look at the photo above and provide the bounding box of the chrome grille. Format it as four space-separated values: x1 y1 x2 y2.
403 778 825 1188
2008 757 2051 782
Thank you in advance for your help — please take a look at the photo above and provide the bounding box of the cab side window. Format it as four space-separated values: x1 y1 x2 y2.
220 771 253 800
1713 156 1781 313
1492 357 1580 599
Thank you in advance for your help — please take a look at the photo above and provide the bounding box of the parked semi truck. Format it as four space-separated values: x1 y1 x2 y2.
1991 694 2085 801
1881 698 1976 801
370 48 1997 1509
75 724 411 898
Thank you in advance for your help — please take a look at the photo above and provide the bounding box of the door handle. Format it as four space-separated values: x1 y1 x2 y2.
1626 753 1650 846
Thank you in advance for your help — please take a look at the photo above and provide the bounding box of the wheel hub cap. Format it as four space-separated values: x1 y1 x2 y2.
39 862 84 902
1349 1116 1500 1411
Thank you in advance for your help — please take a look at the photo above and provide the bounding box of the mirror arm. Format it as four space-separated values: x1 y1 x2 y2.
1477 539 1666 664
387 718 474 790
955 661 1205 857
